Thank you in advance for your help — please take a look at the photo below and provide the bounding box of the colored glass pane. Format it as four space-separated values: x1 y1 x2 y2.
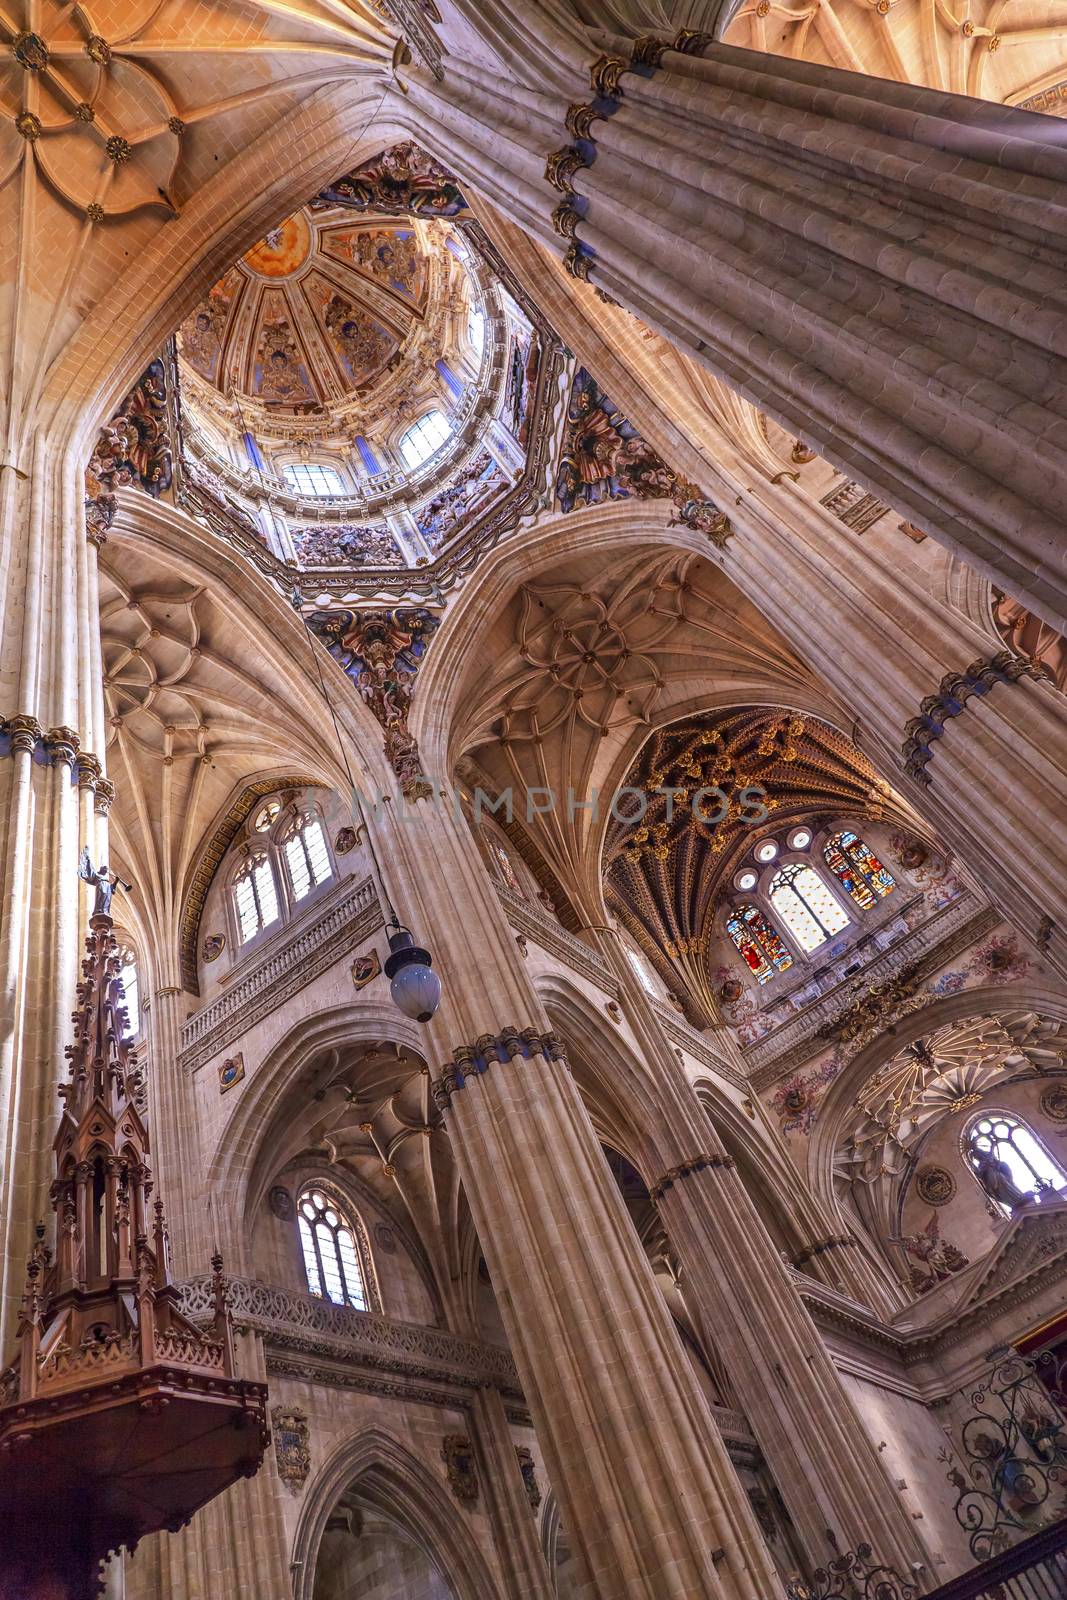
769 864 849 953
726 902 793 985
824 829 895 908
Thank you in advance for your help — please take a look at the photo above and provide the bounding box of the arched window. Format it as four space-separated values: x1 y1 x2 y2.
726 902 794 984
823 830 896 911
118 945 139 1037
399 409 450 469
966 1112 1067 1213
769 863 849 953
298 1188 369 1308
467 308 485 360
233 855 280 944
283 816 332 902
284 462 344 497
626 946 657 996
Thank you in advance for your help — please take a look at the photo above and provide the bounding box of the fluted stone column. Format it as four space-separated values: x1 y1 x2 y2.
374 794 778 1599
471 1385 558 1600
589 932 932 1582
0 437 110 1351
402 14 1067 631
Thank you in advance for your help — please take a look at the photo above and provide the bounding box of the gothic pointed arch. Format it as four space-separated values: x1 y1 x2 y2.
291 1426 500 1600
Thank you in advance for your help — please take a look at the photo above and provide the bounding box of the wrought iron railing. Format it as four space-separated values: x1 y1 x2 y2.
923 1515 1067 1599
785 1545 918 1598
939 1349 1067 1564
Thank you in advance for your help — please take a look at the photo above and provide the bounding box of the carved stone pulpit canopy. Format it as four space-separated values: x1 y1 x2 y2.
0 913 269 1599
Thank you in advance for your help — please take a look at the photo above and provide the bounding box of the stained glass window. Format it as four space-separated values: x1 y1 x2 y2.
769 864 849 953
233 856 280 944
626 947 657 995
824 830 896 911
298 1188 368 1309
726 902 793 985
492 842 521 894
966 1113 1067 1214
284 817 332 902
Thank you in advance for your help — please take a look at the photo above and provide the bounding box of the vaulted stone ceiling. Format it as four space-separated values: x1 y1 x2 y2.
603 707 922 1019
722 0 1067 108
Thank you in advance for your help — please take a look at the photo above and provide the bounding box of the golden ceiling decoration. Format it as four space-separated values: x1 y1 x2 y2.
604 707 913 1023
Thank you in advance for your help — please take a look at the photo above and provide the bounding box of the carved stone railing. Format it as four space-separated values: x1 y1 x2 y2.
747 896 994 1084
178 1276 524 1399
179 876 381 1073
496 884 619 994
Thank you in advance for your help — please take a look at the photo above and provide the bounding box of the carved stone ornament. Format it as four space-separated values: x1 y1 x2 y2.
374 1221 397 1254
1040 1082 1067 1122
516 1445 541 1509
441 1434 478 1504
334 825 358 854
202 932 225 963
268 1185 294 1221
916 1165 957 1206
272 1405 311 1492
351 949 381 989
218 1053 245 1094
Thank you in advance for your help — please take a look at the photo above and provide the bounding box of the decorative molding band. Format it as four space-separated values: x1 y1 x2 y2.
496 884 619 993
902 651 1042 786
432 1026 565 1110
178 1274 522 1397
179 876 380 1072
793 1234 859 1269
746 900 997 1087
649 1151 735 1201
653 1004 746 1088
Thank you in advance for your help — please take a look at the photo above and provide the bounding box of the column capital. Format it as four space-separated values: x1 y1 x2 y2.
431 1026 565 1110
44 725 81 768
649 1151 735 1201
5 714 43 754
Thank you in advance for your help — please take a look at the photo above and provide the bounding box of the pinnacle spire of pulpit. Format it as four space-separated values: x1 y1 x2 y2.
0 913 268 1600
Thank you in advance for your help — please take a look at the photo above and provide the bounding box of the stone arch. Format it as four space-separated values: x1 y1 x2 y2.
203 1001 427 1272
804 981 1067 1263
291 1425 498 1600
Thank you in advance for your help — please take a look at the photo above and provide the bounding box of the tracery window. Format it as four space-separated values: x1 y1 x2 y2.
823 830 896 911
965 1112 1067 1213
726 902 794 984
284 462 345 497
399 409 450 469
118 946 139 1037
490 841 521 895
283 816 332 903
233 855 280 944
298 1187 369 1309
769 863 849 953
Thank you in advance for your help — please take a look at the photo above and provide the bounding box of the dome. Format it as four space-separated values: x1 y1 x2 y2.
177 203 464 432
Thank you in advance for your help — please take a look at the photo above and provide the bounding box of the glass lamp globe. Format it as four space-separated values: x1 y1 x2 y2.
384 928 442 1023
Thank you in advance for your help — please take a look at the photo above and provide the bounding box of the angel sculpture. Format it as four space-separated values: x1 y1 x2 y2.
892 1212 969 1294
78 849 132 917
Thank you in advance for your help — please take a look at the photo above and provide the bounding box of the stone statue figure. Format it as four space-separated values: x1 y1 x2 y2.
973 1147 1032 1211
78 849 131 917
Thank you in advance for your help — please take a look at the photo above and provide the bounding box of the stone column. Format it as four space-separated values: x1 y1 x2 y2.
471 1385 557 1600
0 437 109 1352
402 21 1067 631
589 932 933 1582
375 793 778 1599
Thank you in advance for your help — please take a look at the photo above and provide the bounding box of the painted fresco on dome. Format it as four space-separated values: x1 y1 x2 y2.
504 326 541 448
416 451 506 549
324 226 427 306
251 293 315 404
556 367 676 513
179 267 241 384
292 523 405 567
320 141 470 218
304 274 397 388
85 358 172 542
242 213 312 279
